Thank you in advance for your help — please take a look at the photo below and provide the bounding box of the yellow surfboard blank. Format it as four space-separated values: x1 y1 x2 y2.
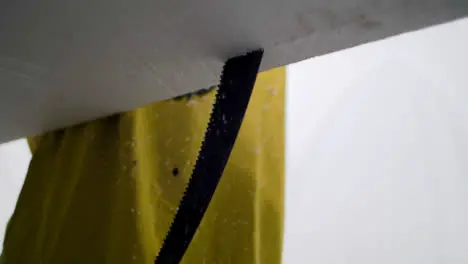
2 67 285 264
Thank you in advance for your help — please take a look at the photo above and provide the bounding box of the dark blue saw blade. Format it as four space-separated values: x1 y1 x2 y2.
154 49 264 264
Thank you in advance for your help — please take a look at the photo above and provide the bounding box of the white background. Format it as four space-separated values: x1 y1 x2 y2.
1 18 468 263
0 139 30 252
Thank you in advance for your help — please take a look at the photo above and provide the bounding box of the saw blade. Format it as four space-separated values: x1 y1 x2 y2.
154 49 264 264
